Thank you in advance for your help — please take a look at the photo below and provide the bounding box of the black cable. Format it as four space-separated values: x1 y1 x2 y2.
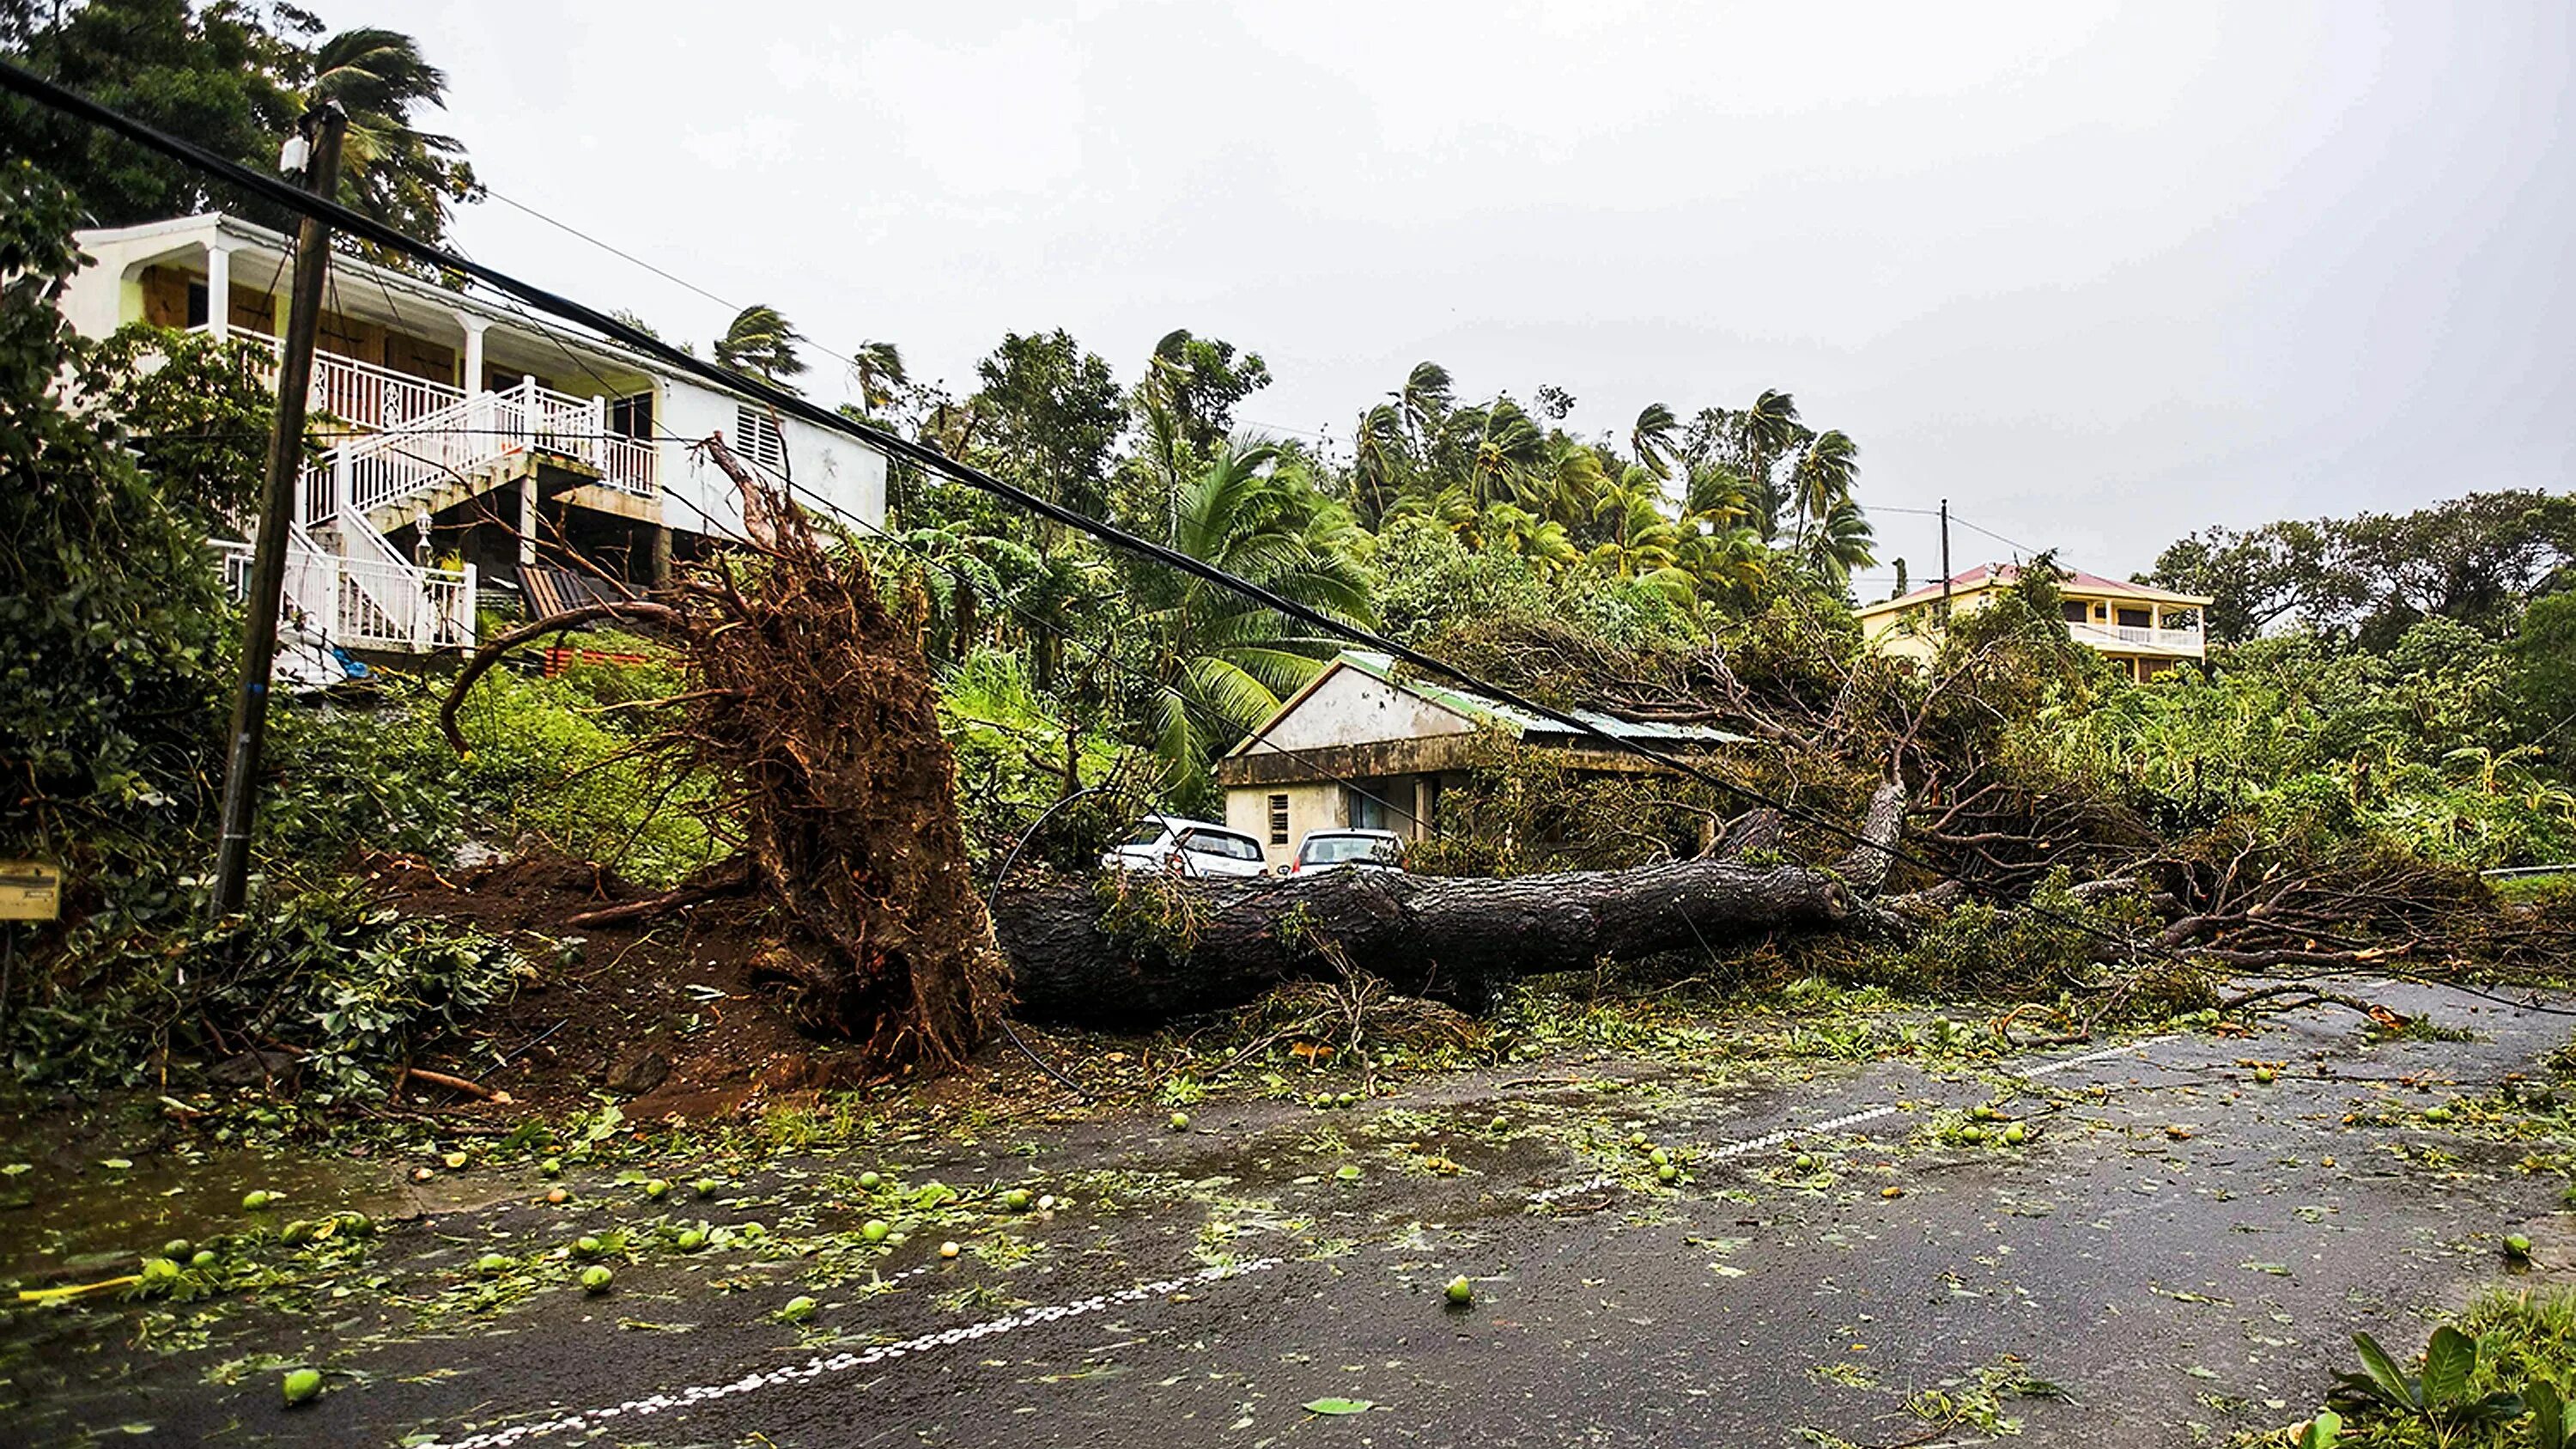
20 60 2524 1007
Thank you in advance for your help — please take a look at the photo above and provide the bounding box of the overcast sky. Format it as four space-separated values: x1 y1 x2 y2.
386 0 2573 587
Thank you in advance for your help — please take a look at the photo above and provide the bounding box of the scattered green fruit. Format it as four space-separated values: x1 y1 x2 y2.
1972 1105 1996 1121
539 1157 562 1177
1334 1165 1362 1182
1489 1116 1510 1132
476 1253 510 1275
2004 1123 2027 1146
1336 1093 1357 1109
162 1239 191 1259
1648 1148 1671 1166
676 1229 708 1251
1959 1125 1985 1145
643 1178 671 1200
857 1171 882 1190
781 1294 817 1324
1002 1188 1033 1212
2253 1067 2277 1085
1656 1164 1678 1184
886 1232 908 1246
1443 1275 1473 1306
1793 1154 1817 1172
695 1178 721 1197
190 1250 216 1269
1629 1134 1649 1148
580 1265 613 1294
2425 1105 2453 1123
442 1152 468 1170
282 1368 323 1407
1169 1111 1190 1130
2505 1233 2533 1258
861 1220 890 1244
574 1236 603 1257
280 1219 313 1245
242 1190 272 1210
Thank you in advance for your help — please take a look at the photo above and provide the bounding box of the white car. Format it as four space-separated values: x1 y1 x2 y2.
1101 818 1273 880
1285 828 1407 875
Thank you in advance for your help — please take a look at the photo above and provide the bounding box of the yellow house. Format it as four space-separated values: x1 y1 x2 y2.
1856 563 2212 682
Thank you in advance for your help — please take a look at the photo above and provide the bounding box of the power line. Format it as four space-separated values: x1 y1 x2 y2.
19 59 2501 1008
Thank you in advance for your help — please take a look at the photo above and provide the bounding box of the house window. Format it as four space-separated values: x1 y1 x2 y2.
185 281 210 328
2060 600 2088 624
610 392 654 440
733 403 787 474
2116 607 2152 629
1267 795 1290 845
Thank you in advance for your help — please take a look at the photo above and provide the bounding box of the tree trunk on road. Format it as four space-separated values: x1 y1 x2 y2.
997 781 1906 1026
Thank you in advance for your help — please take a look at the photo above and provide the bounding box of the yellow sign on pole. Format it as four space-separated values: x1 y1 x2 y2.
0 861 61 922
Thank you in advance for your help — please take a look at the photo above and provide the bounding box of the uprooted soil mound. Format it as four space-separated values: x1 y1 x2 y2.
369 853 880 1121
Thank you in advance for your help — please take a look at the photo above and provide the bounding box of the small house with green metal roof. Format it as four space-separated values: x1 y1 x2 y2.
1213 650 1746 872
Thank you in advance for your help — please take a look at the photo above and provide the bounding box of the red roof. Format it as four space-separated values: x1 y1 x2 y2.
1862 562 2212 613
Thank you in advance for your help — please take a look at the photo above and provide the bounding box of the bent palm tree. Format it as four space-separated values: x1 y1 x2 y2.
300 27 478 249
1136 446 1375 790
848 340 907 417
716 305 808 392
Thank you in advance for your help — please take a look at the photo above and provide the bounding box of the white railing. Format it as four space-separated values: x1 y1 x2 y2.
2070 622 2202 653
196 325 465 435
599 434 657 495
301 377 654 526
213 534 475 654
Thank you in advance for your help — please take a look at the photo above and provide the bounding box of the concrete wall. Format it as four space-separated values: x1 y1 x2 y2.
1255 666 1475 752
1225 781 1343 874
658 374 887 544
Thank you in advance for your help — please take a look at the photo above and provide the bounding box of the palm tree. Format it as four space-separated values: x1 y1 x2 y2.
1136 446 1374 788
1462 399 1546 511
847 340 907 417
1631 402 1680 481
715 305 808 392
1791 429 1861 545
299 27 478 248
1801 495 1878 588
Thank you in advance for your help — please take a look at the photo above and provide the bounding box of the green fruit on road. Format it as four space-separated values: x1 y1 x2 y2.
1003 1189 1034 1212
282 1368 323 1407
1794 1154 1817 1172
476 1253 511 1275
2253 1068 2277 1084
2424 1105 2453 1123
279 1219 313 1245
781 1295 817 1323
242 1190 272 1210
1169 1111 1190 1130
2004 1123 2028 1145
580 1265 614 1293
190 1250 216 1269
1443 1275 1473 1306
1336 1093 1357 1109
1972 1105 1996 1121
1656 1164 1678 1184
858 1171 882 1190
2506 1233 2533 1257
1648 1148 1671 1166
861 1220 890 1244
539 1157 562 1177
676 1229 708 1251
643 1178 671 1200
162 1239 191 1259
1335 1166 1362 1182
1489 1116 1510 1132
1959 1125 1985 1144
695 1178 721 1197
574 1235 603 1257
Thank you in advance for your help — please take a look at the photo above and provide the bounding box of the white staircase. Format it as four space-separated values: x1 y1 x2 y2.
206 338 662 655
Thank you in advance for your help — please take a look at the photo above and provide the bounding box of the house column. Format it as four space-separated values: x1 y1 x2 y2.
519 475 538 567
203 239 235 339
459 313 489 393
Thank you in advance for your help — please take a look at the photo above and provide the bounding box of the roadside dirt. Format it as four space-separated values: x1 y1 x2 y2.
368 852 875 1122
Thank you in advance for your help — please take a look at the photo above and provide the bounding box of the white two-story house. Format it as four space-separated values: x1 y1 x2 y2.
58 213 888 654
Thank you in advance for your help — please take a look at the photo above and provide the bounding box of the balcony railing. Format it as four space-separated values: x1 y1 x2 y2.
198 325 465 435
215 536 476 653
2070 621 2203 654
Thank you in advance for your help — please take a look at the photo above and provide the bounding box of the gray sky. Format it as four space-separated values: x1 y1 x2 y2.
389 0 2573 587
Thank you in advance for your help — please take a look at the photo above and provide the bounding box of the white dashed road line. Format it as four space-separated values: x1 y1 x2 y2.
416 1257 1285 1449
2018 1034 2178 1079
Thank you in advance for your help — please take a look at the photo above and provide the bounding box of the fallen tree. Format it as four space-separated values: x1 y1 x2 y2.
997 781 1910 1025
440 441 1007 1072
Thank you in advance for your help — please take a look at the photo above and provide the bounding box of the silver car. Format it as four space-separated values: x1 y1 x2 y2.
1285 828 1407 875
1101 818 1273 880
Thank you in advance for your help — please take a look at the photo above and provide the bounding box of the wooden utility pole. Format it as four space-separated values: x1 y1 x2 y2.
1936 497 1953 627
208 102 346 920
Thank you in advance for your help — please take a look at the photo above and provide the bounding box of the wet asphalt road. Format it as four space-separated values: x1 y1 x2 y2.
9 978 2573 1448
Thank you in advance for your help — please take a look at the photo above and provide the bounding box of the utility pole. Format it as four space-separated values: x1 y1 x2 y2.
1937 497 1953 629
208 102 346 920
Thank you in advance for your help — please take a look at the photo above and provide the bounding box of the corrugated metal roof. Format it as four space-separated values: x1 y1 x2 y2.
1319 650 1749 746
